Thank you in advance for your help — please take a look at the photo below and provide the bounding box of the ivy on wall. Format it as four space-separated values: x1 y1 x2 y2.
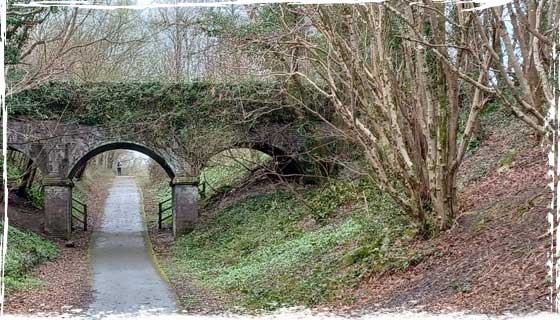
8 81 333 173
8 81 297 126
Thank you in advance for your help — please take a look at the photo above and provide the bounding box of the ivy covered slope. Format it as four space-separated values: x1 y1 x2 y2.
3 148 53 292
163 179 419 310
3 224 58 291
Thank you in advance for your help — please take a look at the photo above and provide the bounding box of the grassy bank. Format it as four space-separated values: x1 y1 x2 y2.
163 179 419 310
3 225 58 292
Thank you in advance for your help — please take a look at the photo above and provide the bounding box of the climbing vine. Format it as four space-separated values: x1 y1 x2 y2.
8 81 330 173
8 81 296 125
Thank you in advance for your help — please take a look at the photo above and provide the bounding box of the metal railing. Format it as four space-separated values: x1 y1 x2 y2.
72 198 88 231
158 197 172 230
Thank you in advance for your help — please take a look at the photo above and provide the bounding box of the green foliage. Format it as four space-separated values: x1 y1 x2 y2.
450 279 472 294
152 181 172 204
25 185 44 209
7 163 23 185
458 99 514 157
72 186 86 204
147 180 173 227
166 179 418 310
304 180 378 221
480 100 516 129
202 5 303 49
480 100 501 118
6 151 43 208
6 152 26 187
201 8 245 38
499 148 518 169
3 224 58 292
466 137 481 154
7 81 298 127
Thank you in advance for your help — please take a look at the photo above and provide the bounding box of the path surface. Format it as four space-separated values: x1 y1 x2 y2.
88 176 177 318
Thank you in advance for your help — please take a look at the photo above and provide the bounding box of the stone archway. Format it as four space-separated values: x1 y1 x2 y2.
6 80 311 239
202 142 304 178
67 142 176 180
42 141 199 240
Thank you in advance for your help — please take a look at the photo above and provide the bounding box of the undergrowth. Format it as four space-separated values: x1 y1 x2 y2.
166 179 419 310
25 186 44 209
7 164 23 185
3 224 58 292
151 181 172 204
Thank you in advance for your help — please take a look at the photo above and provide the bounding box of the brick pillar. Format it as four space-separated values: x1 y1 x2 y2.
172 176 199 238
43 177 73 240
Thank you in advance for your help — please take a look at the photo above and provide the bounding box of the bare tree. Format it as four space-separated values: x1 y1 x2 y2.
475 2 556 135
267 1 555 234
7 6 148 94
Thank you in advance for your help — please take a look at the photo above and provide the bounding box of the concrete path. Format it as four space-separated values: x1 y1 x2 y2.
87 176 177 318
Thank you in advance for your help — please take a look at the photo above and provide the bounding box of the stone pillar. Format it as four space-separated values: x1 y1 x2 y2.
43 177 73 240
171 176 199 238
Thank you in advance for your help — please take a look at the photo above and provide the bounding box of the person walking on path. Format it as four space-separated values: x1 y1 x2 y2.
117 161 122 176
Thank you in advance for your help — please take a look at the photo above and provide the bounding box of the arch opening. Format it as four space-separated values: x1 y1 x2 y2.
199 147 274 201
68 142 175 180
203 142 303 177
5 146 44 208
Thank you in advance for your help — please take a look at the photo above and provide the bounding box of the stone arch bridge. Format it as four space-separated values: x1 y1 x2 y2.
6 81 317 239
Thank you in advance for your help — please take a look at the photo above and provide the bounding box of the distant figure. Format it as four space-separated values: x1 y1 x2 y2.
117 161 122 176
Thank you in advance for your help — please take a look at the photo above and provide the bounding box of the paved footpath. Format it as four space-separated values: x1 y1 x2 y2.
87 176 177 318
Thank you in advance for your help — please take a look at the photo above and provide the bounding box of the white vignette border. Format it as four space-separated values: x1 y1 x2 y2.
0 0 558 317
